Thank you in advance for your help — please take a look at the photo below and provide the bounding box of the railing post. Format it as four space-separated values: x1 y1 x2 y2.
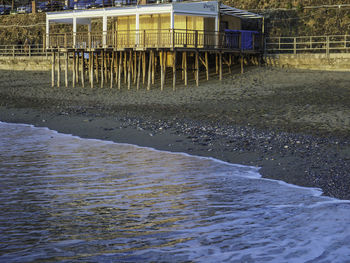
64 33 67 48
278 37 281 51
310 36 312 50
326 36 330 56
195 30 198 48
172 29 175 49
293 37 296 54
88 32 91 48
12 45 15 58
345 35 347 49
29 45 31 57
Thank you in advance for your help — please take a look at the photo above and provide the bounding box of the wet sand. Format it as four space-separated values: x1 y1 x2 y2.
1 66 350 199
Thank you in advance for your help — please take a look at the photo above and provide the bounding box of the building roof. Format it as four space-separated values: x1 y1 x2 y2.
46 1 263 24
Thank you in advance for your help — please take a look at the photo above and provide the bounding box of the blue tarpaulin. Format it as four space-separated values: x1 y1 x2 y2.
225 30 259 50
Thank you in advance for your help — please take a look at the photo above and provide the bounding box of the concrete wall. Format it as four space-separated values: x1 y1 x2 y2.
265 53 350 71
0 56 51 71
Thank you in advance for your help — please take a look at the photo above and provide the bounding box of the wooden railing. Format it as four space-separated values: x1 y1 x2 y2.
266 35 350 55
0 44 47 57
47 29 263 52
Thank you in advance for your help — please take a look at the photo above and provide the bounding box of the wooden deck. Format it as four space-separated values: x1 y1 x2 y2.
47 29 263 53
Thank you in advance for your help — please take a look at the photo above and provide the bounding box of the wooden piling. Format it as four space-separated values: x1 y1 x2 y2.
51 52 55 88
114 51 118 85
110 51 114 89
133 51 137 84
151 51 155 85
160 51 164 91
137 52 141 90
90 51 94 89
128 51 131 90
205 51 209 81
101 51 104 88
183 51 187 86
81 52 85 88
57 52 60 88
173 50 176 91
240 54 244 74
72 52 76 88
219 52 222 81
123 51 127 84
195 51 199 87
64 52 68 88
118 51 122 90
147 51 152 91
142 52 146 84
95 52 99 83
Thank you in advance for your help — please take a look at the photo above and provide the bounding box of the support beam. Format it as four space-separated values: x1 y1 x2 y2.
65 52 68 88
240 54 244 74
103 15 107 47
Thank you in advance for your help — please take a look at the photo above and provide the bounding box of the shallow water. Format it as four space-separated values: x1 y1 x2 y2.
0 122 350 262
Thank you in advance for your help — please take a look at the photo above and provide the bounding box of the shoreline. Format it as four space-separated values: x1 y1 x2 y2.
1 66 350 199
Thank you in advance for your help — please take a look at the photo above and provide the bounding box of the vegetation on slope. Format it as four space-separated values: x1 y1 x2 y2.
0 0 349 45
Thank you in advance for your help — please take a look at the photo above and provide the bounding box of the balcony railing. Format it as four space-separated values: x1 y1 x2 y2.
47 29 263 52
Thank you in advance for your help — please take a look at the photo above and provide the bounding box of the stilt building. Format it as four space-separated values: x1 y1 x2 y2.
46 0 264 89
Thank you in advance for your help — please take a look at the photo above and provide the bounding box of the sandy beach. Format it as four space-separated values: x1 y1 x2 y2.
1 66 349 199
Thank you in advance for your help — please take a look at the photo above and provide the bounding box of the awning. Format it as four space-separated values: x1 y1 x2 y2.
220 4 263 19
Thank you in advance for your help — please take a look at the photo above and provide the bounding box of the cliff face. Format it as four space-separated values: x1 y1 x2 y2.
0 0 349 45
226 0 350 37
0 13 45 45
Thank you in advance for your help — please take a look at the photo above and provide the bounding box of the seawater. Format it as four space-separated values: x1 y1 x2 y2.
0 122 350 263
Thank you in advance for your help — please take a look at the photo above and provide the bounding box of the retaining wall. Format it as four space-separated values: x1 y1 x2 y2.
0 56 51 71
264 53 350 71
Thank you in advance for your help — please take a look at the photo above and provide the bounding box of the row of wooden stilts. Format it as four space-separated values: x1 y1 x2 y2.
51 50 257 90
